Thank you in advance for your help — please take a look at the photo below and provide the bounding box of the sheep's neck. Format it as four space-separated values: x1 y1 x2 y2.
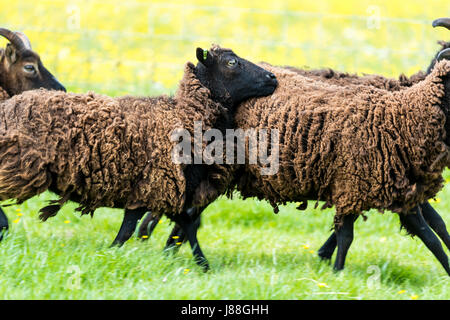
194 65 234 111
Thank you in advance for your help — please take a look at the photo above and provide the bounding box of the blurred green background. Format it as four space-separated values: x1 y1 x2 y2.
0 0 449 300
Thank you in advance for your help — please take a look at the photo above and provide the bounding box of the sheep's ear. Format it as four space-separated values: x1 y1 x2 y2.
5 43 17 64
437 48 450 61
196 47 213 67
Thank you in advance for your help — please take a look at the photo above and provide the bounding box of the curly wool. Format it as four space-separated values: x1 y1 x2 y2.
0 63 228 218
275 41 450 91
0 87 8 100
232 60 450 220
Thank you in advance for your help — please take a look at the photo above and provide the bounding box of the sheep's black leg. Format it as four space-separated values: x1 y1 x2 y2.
169 209 209 271
420 202 450 251
110 207 147 247
137 212 160 240
317 232 336 261
164 223 185 252
319 215 360 261
164 207 203 252
333 214 358 271
399 208 450 276
0 208 8 242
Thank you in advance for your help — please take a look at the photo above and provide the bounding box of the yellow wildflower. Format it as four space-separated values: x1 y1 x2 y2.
397 290 406 294
141 235 149 239
172 236 180 239
317 282 328 288
302 244 310 249
183 268 190 275
17 213 23 217
410 294 419 300
64 220 70 224
12 218 20 224
176 242 183 245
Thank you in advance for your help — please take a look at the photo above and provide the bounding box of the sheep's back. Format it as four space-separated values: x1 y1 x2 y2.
234 64 449 216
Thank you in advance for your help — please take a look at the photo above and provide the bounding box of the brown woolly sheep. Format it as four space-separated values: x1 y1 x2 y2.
141 50 450 274
141 58 450 276
0 45 277 270
0 28 65 241
143 19 450 275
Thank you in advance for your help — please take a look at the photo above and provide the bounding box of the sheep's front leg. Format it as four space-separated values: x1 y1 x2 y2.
110 207 147 247
334 214 358 271
420 202 450 251
0 208 8 242
317 232 337 261
164 207 203 252
169 209 209 271
399 207 450 276
137 212 160 240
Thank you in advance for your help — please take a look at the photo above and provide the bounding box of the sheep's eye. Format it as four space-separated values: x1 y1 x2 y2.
227 58 237 67
23 65 36 73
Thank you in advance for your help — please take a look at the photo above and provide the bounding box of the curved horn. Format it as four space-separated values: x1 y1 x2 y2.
14 32 31 50
432 18 450 30
0 28 27 52
437 48 450 61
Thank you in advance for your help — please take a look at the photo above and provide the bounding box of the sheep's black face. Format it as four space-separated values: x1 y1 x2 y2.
0 30 66 96
195 45 277 109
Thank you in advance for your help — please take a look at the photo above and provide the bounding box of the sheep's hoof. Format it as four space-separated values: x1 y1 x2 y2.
317 250 333 261
196 258 210 272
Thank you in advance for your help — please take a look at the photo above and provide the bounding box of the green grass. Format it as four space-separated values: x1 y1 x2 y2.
0 171 449 299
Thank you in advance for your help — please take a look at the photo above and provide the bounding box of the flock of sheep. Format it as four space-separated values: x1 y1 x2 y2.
0 18 449 278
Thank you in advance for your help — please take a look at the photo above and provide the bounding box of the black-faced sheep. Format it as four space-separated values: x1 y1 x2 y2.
0 45 277 270
139 24 450 275
0 28 65 241
140 55 450 276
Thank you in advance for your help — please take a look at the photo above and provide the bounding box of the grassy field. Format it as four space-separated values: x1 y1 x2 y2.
0 0 449 300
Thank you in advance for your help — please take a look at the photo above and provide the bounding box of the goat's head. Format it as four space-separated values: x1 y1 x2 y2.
194 45 278 110
0 28 66 95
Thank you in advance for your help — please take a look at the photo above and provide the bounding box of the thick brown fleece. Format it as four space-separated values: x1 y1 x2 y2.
232 60 450 222
279 64 426 91
187 60 444 214
275 41 450 91
0 87 8 100
0 62 228 218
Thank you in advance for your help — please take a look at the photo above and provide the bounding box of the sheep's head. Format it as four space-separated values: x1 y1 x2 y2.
194 45 277 109
427 18 450 73
0 28 66 96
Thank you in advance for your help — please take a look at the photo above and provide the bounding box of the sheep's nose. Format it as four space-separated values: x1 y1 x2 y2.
266 72 276 80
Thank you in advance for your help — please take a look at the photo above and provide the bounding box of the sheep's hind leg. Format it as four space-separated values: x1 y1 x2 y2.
333 214 358 271
318 200 449 261
420 202 450 251
110 207 147 247
168 209 209 271
137 212 160 240
0 208 8 242
399 207 450 276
